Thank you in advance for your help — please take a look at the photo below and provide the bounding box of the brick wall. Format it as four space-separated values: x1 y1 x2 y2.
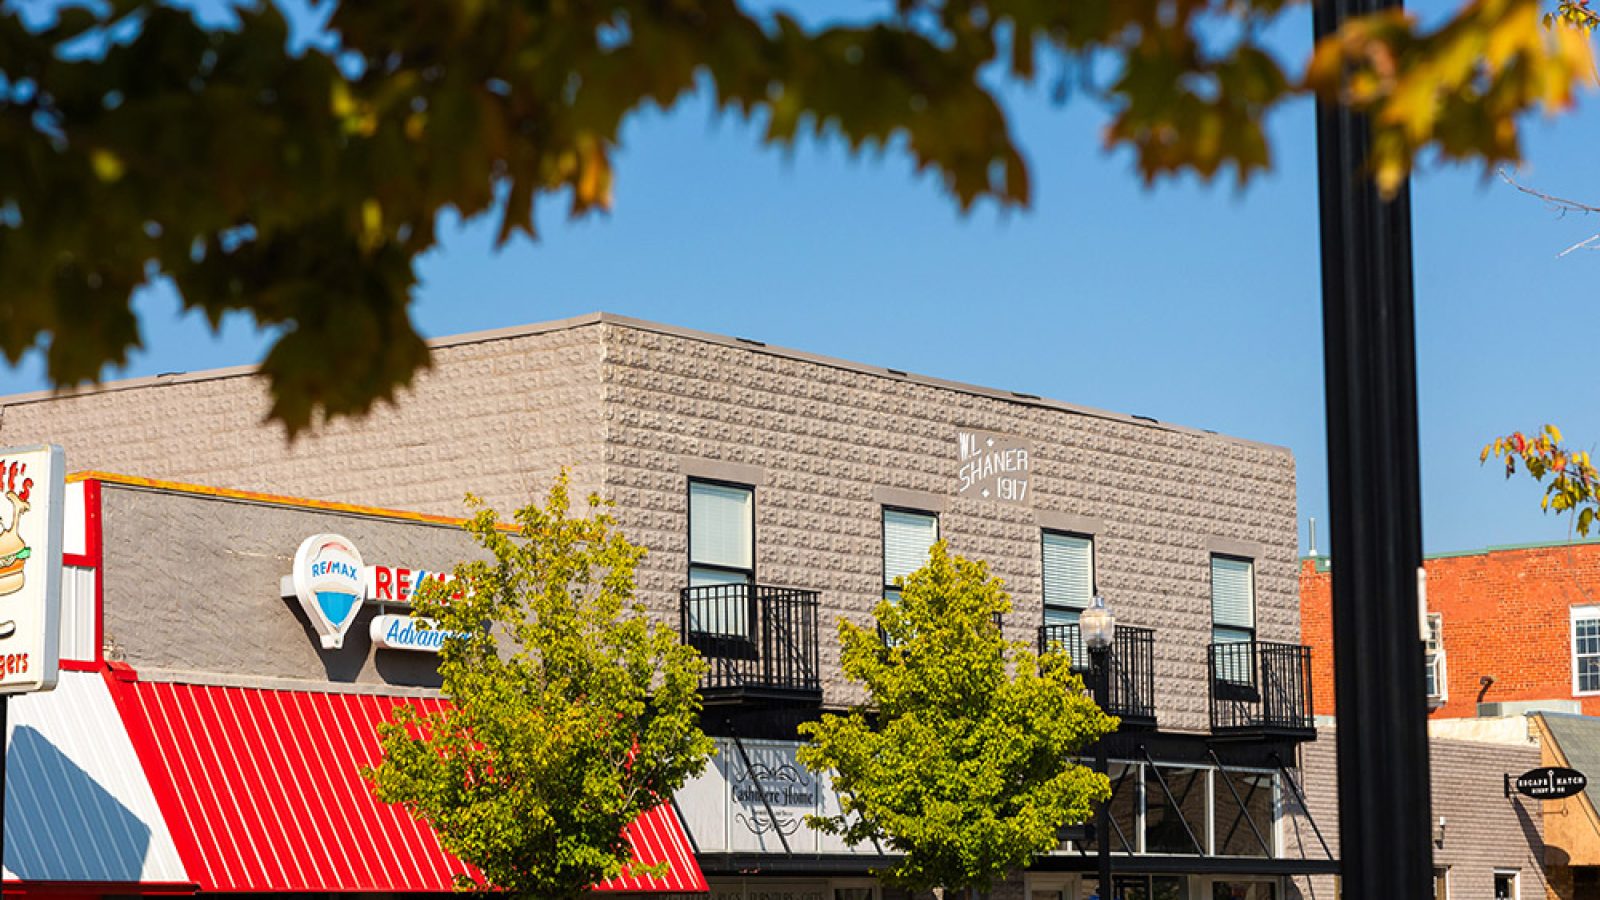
0 317 608 514
1 314 1302 724
1299 559 1335 718
597 321 1299 724
1301 543 1600 718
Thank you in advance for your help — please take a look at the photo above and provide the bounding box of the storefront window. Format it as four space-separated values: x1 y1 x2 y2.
1214 768 1275 857
1211 881 1276 900
1088 763 1140 853
1145 766 1209 854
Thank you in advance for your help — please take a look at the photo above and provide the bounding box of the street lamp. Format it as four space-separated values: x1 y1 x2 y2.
1081 594 1116 900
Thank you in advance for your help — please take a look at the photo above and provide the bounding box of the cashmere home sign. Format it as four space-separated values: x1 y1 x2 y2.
957 430 1032 504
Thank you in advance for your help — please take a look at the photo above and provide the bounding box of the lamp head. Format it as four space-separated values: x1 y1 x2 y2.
1081 594 1116 650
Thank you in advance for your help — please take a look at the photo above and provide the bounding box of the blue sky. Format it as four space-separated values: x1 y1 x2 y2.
2 1 1597 557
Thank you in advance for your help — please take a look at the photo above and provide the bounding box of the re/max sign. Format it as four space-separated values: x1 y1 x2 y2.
362 565 461 605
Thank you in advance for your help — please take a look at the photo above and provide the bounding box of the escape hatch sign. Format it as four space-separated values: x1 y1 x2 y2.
1507 766 1587 800
957 430 1032 505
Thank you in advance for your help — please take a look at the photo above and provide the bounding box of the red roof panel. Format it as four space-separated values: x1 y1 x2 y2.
106 673 705 894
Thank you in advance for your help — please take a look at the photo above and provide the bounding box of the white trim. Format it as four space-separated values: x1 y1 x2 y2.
1493 867 1520 900
1425 612 1448 707
1572 606 1600 696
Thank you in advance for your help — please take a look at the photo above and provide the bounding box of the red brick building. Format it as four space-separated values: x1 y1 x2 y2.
1301 540 1600 719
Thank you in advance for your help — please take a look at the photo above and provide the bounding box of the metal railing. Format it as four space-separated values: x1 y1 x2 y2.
1207 640 1315 735
1038 623 1157 725
680 584 821 695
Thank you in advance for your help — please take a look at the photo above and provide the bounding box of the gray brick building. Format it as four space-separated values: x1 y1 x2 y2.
0 314 1337 900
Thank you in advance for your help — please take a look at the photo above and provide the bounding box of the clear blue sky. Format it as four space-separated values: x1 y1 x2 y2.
2 1 1596 557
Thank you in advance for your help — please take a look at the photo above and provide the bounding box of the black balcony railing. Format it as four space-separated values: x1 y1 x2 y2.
680 583 821 701
1207 640 1315 740
1038 623 1157 728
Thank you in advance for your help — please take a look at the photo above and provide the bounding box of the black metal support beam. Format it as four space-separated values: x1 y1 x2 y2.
1311 0 1434 887
1091 646 1114 900
727 726 793 856
1272 753 1336 862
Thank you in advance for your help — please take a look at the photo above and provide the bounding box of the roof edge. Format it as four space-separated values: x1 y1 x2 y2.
590 313 1292 454
3 311 1289 454
72 471 475 530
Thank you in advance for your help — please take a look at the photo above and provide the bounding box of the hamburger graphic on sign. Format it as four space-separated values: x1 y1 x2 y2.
0 484 32 597
0 445 64 694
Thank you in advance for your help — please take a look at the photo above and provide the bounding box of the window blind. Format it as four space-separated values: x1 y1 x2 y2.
689 481 753 570
1042 532 1093 610
1211 555 1255 631
883 509 938 585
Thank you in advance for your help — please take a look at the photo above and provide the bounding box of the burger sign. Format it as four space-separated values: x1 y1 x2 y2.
0 445 64 694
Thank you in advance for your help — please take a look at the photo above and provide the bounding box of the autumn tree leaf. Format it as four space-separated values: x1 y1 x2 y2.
2 1 1593 434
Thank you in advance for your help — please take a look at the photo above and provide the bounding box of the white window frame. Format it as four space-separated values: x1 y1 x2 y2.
883 507 939 601
688 479 755 586
1433 866 1450 900
1493 868 1520 900
1042 531 1095 625
1425 612 1447 707
1211 554 1257 645
1573 606 1600 696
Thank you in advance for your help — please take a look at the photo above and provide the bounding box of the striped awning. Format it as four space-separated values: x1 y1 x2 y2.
105 672 705 894
3 671 189 888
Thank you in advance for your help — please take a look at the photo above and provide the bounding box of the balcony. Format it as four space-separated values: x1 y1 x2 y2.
680 583 822 704
1207 640 1316 741
1038 623 1157 729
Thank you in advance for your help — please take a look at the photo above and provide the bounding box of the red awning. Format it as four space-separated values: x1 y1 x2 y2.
105 671 705 894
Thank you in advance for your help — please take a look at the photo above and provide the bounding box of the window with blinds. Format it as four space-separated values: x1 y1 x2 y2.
883 508 938 601
687 481 754 637
1042 532 1093 627
1211 555 1255 644
689 480 754 585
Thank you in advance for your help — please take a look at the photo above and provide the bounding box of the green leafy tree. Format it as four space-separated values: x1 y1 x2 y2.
362 472 715 900
1483 424 1600 535
2 1 1592 434
797 541 1116 895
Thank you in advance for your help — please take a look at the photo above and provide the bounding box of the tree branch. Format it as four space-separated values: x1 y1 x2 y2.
1499 168 1600 216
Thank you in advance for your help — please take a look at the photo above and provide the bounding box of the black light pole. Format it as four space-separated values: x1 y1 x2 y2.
1081 595 1116 900
1090 647 1112 900
1312 0 1434 891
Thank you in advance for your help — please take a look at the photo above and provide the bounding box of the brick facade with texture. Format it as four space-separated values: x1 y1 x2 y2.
2 313 1301 726
1301 542 1600 719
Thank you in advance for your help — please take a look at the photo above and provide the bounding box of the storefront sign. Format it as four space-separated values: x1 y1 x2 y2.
369 614 468 653
290 534 366 649
364 565 457 605
730 753 815 839
284 534 466 648
676 737 874 855
1509 766 1588 800
0 446 63 693
957 430 1032 505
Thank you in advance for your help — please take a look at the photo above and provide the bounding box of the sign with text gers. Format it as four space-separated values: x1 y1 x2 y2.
0 445 64 693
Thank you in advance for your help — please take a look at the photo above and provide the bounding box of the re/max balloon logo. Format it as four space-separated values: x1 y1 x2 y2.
290 534 366 650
